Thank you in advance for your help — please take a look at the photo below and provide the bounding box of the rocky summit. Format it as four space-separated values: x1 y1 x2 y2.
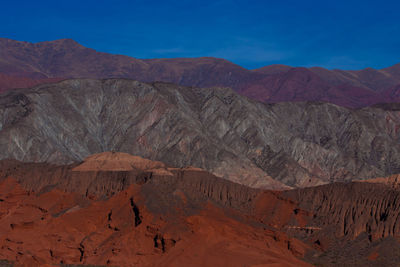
1 79 400 189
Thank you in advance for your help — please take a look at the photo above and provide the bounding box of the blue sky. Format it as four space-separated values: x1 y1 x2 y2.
1 0 399 70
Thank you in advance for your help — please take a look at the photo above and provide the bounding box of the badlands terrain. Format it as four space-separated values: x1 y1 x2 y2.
1 152 400 266
1 38 400 266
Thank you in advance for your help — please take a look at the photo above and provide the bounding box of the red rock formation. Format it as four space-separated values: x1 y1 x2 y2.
72 152 169 173
285 181 400 241
0 153 311 266
2 153 400 265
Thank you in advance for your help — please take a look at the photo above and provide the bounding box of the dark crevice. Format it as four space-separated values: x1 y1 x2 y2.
130 197 142 227
153 234 166 253
78 243 84 262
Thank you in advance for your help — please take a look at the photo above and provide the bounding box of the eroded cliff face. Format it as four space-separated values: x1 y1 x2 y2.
2 153 400 266
3 153 400 244
0 153 310 267
1 79 400 188
0 153 261 213
280 179 400 266
285 183 400 239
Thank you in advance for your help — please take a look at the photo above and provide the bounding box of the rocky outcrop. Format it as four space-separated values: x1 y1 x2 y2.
278 179 400 266
5 152 400 243
2 79 400 188
3 153 400 265
0 154 310 267
0 153 260 213
1 38 400 108
285 182 400 241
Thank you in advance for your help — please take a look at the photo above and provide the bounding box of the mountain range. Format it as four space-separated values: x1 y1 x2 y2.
1 79 400 189
2 37 400 266
1 38 400 108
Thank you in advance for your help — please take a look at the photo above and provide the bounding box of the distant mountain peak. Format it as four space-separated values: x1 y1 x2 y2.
0 37 400 107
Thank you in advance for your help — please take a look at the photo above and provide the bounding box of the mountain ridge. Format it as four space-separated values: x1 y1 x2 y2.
1 78 400 189
1 38 400 108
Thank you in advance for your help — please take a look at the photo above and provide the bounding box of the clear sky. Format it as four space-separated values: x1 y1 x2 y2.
1 0 399 70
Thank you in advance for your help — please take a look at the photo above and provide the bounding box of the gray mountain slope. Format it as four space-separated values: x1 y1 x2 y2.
1 79 400 188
